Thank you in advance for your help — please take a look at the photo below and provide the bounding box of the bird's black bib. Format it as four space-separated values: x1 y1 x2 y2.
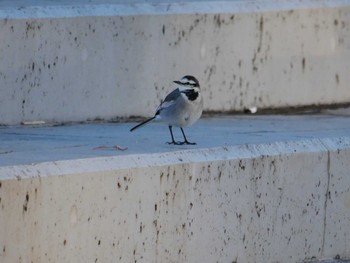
182 90 199 101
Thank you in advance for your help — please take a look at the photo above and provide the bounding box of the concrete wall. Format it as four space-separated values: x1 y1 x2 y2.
1 138 350 262
1 1 350 125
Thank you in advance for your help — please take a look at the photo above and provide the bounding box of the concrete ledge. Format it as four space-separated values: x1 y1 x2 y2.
1 114 350 262
0 0 348 18
0 138 349 262
1 0 350 124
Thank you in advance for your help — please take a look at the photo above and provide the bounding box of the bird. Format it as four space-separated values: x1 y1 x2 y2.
130 75 203 145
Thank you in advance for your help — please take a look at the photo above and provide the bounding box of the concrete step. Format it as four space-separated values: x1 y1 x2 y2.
0 0 350 124
1 109 350 167
305 260 350 263
1 111 350 262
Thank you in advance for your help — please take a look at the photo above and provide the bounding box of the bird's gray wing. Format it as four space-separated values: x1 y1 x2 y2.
163 88 181 102
155 88 181 115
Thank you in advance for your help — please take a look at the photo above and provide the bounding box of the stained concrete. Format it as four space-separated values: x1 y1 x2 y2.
1 0 350 124
1 113 350 262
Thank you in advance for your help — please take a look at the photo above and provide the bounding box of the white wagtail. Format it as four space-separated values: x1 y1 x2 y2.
130 75 203 145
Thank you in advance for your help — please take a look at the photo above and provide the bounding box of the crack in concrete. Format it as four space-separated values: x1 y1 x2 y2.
321 150 331 256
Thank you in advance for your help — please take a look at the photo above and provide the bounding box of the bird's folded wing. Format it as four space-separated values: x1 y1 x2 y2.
163 88 181 102
156 88 181 113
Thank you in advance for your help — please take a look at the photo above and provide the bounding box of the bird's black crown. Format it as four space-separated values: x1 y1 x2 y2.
176 75 200 88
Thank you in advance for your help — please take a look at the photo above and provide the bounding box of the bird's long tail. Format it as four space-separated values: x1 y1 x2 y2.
130 116 156 132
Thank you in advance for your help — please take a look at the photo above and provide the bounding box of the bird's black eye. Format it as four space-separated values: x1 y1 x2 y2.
184 82 196 87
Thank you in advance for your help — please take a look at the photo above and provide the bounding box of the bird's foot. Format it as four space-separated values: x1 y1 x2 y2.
167 141 196 145
167 141 184 145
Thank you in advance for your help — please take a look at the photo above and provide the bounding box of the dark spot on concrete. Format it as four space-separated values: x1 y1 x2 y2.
215 46 220 56
214 14 222 27
117 182 121 188
239 160 245 170
155 204 157 211
335 73 340 85
162 24 165 35
23 192 29 212
334 19 338 26
63 239 67 246
259 16 264 34
302 57 306 71
98 240 101 246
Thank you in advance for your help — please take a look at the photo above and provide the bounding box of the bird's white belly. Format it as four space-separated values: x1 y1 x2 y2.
160 94 203 127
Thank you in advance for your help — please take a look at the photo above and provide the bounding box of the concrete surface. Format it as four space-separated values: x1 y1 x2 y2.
0 113 350 167
308 260 350 263
1 0 350 125
0 0 348 18
0 113 350 262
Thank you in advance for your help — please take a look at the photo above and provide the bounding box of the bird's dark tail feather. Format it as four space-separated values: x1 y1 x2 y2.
130 116 156 132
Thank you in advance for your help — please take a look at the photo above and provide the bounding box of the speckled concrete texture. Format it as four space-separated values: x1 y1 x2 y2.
0 115 349 262
0 1 350 124
0 141 349 262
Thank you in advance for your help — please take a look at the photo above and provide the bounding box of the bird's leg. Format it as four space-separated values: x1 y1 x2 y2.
167 126 182 145
180 128 196 145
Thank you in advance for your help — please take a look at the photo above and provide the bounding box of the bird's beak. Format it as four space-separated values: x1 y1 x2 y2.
173 80 182 85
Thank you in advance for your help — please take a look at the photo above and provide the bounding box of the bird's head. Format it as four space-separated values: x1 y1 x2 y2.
173 75 200 92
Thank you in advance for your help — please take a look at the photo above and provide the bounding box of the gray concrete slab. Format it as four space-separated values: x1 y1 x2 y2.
1 1 350 125
1 112 350 167
306 260 350 263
